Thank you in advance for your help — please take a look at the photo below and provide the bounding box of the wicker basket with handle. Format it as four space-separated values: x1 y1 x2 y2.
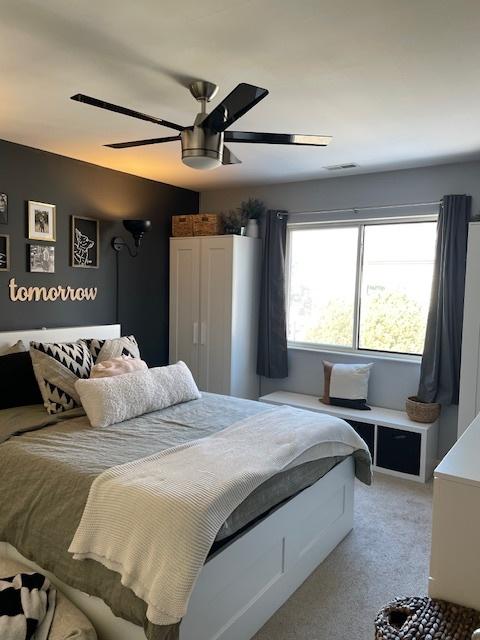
193 213 223 236
405 396 441 423
375 596 480 640
172 214 195 237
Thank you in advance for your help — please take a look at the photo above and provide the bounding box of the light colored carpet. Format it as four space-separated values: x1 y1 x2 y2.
253 472 433 640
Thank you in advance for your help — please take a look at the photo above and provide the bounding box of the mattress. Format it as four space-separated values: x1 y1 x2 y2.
0 393 369 640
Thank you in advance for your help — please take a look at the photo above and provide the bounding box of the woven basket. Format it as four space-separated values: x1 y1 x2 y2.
172 214 194 237
405 396 441 423
375 597 480 640
193 213 223 236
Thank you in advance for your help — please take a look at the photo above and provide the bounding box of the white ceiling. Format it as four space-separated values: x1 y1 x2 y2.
1 0 480 192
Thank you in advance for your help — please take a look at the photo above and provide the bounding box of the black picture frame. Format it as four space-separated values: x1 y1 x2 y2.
0 193 7 224
71 216 100 269
0 234 10 271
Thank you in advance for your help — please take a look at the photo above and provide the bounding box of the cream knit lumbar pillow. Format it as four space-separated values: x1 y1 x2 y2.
75 361 201 428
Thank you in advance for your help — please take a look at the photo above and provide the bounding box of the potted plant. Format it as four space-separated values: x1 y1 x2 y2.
221 209 245 235
239 198 266 238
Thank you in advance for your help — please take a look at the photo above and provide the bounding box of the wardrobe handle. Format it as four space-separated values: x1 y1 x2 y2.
193 322 199 345
200 322 207 345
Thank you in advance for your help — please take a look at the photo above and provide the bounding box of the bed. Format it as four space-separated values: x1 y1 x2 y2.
0 324 371 640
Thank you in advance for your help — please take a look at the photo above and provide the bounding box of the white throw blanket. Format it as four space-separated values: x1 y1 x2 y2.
69 406 368 626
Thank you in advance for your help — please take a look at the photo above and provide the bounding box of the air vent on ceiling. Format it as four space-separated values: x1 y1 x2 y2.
324 163 358 171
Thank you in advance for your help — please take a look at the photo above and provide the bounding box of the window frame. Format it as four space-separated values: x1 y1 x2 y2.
286 214 438 360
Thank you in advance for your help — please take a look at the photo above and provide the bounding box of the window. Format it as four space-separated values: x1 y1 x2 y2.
287 219 437 356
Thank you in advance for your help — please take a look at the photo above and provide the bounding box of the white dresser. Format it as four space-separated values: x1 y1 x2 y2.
429 412 480 610
169 235 261 399
458 221 480 437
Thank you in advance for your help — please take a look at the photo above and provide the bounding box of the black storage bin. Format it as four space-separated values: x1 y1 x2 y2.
346 420 375 459
376 426 421 476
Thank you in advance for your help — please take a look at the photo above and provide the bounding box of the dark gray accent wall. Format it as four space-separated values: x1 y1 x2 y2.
0 139 198 365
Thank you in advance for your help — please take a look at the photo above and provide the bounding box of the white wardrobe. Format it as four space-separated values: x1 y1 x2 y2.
169 235 261 399
458 221 480 436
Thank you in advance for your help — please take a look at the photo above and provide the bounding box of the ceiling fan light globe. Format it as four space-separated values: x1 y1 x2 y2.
182 155 222 170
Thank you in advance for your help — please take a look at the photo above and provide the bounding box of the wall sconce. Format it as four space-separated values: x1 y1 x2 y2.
112 220 152 257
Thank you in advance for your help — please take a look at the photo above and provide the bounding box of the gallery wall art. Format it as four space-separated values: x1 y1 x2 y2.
28 201 56 242
71 216 99 268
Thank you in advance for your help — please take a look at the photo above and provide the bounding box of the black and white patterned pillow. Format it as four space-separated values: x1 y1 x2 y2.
84 335 140 363
30 341 93 414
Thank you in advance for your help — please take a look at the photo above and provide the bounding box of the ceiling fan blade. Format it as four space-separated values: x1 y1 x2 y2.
105 135 181 149
71 94 185 132
224 131 332 146
222 145 242 165
201 83 268 134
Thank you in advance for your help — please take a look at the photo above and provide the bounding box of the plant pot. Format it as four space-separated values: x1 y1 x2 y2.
246 219 259 238
405 396 441 423
224 224 241 235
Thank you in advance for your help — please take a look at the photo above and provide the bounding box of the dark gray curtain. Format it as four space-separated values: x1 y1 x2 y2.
257 210 289 377
417 194 471 404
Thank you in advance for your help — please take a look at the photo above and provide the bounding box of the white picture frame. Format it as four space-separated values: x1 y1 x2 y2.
28 201 56 242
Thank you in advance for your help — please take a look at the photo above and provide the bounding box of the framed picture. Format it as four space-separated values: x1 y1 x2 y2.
29 244 55 273
28 201 56 242
71 216 99 269
0 193 7 224
0 234 9 271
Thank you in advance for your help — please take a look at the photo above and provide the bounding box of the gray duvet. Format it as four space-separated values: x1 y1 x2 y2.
0 393 370 640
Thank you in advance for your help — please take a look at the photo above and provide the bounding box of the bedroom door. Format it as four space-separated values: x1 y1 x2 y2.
198 237 233 394
169 238 201 380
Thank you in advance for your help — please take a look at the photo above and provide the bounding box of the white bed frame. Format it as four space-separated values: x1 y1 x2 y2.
0 325 356 640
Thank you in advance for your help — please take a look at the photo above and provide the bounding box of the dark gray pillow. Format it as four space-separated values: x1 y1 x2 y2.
0 352 43 410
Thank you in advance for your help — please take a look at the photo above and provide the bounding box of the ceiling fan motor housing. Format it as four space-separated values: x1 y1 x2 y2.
181 125 223 170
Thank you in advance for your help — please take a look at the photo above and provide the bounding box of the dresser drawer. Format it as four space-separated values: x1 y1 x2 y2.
376 426 421 476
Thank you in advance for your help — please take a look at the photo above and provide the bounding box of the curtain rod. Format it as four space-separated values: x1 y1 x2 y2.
289 200 442 217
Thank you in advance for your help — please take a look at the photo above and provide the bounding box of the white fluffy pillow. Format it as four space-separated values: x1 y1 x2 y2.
75 361 201 428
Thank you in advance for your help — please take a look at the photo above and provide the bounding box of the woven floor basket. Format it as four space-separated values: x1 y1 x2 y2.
375 597 480 640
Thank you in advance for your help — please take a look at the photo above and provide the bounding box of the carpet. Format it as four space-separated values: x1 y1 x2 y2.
253 472 433 640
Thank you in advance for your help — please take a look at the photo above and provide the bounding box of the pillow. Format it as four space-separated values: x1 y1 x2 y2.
0 352 43 410
91 356 148 379
0 340 26 356
84 335 140 363
76 361 201 428
321 361 373 411
30 341 93 415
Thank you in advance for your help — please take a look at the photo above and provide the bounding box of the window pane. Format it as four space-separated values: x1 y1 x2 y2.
359 222 436 355
288 226 358 347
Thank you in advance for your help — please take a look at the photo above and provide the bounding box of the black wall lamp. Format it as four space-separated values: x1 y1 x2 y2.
112 219 152 257
112 219 152 323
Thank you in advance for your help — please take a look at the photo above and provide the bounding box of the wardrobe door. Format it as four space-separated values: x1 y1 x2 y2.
169 238 201 381
198 237 233 393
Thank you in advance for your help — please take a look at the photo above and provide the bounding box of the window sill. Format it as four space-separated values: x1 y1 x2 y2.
287 342 422 365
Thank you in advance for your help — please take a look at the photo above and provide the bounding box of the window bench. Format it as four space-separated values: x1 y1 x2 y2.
259 391 438 482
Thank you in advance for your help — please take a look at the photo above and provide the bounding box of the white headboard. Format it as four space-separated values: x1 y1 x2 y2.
0 324 121 350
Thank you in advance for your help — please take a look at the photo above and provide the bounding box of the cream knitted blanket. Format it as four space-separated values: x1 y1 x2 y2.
69 405 369 626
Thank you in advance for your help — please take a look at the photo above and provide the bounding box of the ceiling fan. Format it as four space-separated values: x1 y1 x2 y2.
71 81 332 170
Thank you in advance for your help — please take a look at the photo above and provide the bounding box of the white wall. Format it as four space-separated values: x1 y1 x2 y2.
201 160 480 457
